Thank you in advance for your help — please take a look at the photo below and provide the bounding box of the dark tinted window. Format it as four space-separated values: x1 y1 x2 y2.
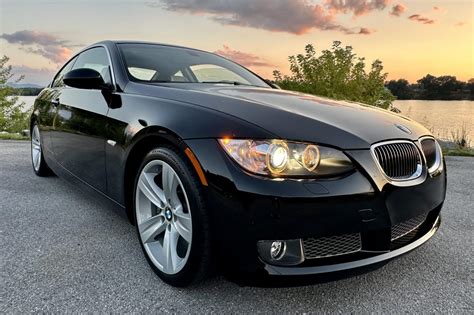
118 44 269 87
72 47 112 85
52 56 77 88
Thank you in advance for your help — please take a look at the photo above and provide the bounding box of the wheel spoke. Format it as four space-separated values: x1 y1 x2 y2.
139 215 166 243
32 149 39 162
173 204 192 243
34 149 41 167
138 173 166 208
163 225 180 273
162 164 179 205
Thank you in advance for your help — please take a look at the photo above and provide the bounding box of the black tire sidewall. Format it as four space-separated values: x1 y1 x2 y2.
132 146 209 287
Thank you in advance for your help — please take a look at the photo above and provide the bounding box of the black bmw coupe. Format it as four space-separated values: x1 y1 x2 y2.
30 41 446 287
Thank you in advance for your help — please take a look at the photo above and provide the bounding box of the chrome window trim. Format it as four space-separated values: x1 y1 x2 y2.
53 44 117 91
76 45 117 90
370 139 425 187
419 136 443 176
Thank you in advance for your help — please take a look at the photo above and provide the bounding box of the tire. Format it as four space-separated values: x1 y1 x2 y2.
31 123 53 177
133 146 212 287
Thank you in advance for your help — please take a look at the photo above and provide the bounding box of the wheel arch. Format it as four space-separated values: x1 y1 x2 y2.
30 113 38 132
122 126 206 224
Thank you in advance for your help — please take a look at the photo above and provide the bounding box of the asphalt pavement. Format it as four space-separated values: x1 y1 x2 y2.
1 140 473 313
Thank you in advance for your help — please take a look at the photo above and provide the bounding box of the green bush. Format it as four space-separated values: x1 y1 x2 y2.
0 55 30 133
273 41 396 110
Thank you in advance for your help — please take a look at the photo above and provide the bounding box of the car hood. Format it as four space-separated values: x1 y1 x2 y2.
126 82 431 149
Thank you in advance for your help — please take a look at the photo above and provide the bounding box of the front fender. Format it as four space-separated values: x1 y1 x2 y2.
104 92 274 206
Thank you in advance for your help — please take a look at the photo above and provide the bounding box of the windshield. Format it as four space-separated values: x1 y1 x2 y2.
118 43 270 88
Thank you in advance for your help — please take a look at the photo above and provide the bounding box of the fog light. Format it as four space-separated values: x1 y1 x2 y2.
257 239 304 266
270 241 285 259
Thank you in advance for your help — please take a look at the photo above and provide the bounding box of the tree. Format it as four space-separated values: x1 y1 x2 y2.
273 42 395 109
417 74 464 100
467 78 474 98
385 79 414 100
0 56 29 132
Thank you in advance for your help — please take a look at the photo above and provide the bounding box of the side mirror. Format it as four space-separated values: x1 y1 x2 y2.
63 68 107 90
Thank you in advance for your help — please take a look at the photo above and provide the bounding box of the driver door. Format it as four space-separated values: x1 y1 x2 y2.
52 47 111 193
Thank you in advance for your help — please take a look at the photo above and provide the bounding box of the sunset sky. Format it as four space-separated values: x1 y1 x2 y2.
1 0 473 86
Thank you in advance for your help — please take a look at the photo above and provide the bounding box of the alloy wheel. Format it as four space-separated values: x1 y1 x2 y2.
135 160 193 275
31 125 42 172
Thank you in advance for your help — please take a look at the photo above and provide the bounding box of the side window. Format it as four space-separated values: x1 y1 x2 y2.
72 47 112 85
52 57 77 88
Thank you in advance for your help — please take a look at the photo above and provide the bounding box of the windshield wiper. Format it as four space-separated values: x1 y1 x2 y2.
200 80 252 86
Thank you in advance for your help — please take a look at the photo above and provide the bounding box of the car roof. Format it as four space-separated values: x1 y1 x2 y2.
89 40 210 54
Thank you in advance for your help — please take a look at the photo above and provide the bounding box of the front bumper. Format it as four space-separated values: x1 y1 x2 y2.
185 139 447 275
265 214 441 275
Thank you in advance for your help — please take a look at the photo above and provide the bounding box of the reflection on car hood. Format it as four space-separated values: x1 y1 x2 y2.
127 82 431 149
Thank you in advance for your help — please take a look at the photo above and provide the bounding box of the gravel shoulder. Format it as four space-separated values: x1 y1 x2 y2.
1 141 473 313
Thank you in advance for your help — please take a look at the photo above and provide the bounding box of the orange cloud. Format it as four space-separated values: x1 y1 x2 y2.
154 0 373 35
214 45 274 67
390 3 407 17
359 27 375 35
0 30 72 64
408 14 435 25
325 0 391 17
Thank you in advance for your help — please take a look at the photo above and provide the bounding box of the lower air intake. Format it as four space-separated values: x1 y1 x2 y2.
303 233 362 259
391 213 428 241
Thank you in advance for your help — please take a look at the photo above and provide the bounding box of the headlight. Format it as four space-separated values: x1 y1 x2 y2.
218 139 353 177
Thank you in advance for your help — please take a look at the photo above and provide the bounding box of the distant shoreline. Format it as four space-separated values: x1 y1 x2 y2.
9 88 474 101
8 88 44 96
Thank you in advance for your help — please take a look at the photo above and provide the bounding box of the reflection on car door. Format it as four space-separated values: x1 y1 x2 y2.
52 47 112 193
37 57 77 155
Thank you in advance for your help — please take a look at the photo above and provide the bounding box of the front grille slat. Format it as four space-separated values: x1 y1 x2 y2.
380 147 387 171
399 144 407 177
303 233 362 259
393 144 400 177
373 141 422 180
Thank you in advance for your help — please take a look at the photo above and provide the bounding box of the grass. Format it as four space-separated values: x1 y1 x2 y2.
443 123 473 156
443 148 474 157
450 123 471 149
0 133 29 140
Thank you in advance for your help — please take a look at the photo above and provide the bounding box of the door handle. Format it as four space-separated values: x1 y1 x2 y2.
51 98 60 107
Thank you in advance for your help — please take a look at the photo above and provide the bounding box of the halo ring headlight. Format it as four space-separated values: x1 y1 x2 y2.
301 145 320 172
266 142 289 174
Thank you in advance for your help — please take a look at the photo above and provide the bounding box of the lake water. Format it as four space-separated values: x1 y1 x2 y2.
17 96 473 141
394 100 473 141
